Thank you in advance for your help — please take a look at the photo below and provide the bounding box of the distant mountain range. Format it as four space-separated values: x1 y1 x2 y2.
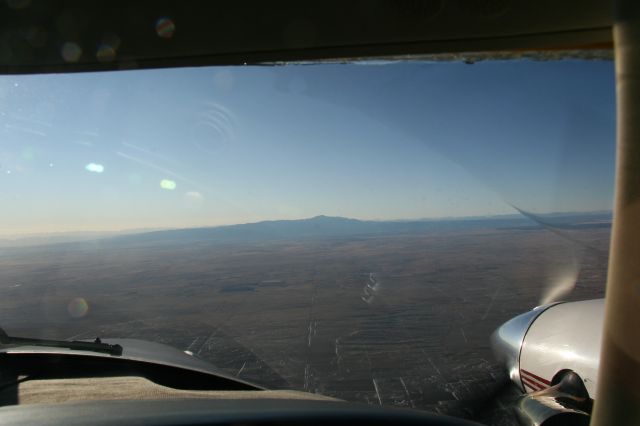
102 212 612 247
0 212 612 249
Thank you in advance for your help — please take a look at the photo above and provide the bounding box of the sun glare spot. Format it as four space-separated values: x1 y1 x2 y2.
85 163 105 173
160 179 176 190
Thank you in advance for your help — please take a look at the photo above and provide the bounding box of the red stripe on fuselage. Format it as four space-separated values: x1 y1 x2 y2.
521 368 551 386
521 376 543 391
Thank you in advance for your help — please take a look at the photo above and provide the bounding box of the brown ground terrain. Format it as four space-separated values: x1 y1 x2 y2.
0 226 609 424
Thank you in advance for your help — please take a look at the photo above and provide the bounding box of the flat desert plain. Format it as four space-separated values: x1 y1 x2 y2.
0 223 609 424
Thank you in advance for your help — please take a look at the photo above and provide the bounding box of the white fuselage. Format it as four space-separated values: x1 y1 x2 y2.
519 299 603 398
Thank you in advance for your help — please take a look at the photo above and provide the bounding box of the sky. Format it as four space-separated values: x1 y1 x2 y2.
0 59 616 235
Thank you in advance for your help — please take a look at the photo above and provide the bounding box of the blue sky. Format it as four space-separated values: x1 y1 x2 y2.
0 60 615 235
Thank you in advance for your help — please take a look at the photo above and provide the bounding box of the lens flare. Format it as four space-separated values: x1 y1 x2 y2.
61 42 82 62
160 179 176 190
85 163 104 173
155 18 175 39
96 44 116 62
67 297 89 318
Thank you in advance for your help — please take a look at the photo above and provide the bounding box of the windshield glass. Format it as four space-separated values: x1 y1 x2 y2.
0 59 614 422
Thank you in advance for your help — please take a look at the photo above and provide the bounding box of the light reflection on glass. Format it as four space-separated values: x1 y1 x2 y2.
67 297 89 318
61 42 82 63
96 44 116 62
160 179 176 190
85 163 105 173
155 17 175 39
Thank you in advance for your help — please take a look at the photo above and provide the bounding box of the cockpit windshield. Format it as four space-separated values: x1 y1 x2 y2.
0 59 614 422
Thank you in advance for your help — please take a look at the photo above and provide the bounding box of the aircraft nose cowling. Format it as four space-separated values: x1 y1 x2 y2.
491 305 557 391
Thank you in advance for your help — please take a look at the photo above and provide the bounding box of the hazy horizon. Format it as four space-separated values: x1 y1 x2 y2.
0 209 613 240
0 60 615 235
